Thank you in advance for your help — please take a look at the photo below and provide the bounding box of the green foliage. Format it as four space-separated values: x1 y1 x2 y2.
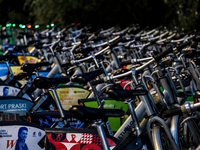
164 0 199 31
0 0 200 31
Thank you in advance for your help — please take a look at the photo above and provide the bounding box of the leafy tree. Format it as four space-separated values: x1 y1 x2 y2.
0 0 200 32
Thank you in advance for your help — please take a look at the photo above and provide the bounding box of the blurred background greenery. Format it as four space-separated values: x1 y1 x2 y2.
0 0 200 31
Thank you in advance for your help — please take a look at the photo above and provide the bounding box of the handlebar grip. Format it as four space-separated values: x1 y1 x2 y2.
176 41 192 51
80 37 89 44
163 107 182 117
194 36 200 42
150 39 157 44
195 31 200 36
55 48 63 52
154 47 173 62
94 29 102 36
120 60 132 66
109 37 121 48
91 79 104 85
191 42 198 48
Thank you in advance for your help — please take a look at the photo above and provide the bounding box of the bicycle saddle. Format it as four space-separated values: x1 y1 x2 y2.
21 62 50 72
71 69 104 84
0 55 17 61
105 88 148 101
33 76 70 89
13 45 29 52
69 105 124 121
74 47 95 54
28 110 73 118
14 72 34 80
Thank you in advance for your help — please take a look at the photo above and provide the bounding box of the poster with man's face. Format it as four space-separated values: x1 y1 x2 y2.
0 125 45 150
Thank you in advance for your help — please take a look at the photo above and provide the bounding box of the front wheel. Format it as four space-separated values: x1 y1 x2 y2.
152 126 174 150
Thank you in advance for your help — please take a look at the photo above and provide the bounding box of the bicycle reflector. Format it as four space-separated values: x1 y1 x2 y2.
22 25 26 29
51 23 54 27
0 25 2 28
27 25 32 29
19 24 23 28
12 24 16 27
35 25 39 28
46 25 50 28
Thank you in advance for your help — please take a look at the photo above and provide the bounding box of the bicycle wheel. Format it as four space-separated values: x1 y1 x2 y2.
152 126 174 150
178 115 200 150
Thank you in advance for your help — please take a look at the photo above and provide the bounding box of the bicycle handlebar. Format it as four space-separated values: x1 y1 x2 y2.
154 47 174 62
163 107 182 117
71 36 121 64
91 79 105 85
164 102 200 117
120 57 153 66
176 41 192 51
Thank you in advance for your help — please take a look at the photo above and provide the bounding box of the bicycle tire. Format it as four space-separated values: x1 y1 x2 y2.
152 126 174 150
178 115 200 150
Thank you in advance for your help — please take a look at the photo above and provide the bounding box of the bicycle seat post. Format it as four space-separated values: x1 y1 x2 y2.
4 61 14 84
95 121 110 150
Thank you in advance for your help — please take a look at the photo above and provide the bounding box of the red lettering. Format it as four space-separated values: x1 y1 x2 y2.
60 91 69 94
7 140 17 148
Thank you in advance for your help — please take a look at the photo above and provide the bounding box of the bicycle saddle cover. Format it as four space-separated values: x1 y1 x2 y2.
71 69 105 84
69 105 124 121
105 88 148 101
21 62 50 72
33 76 70 89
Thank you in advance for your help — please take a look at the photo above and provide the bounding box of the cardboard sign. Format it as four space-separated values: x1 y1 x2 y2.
0 122 45 150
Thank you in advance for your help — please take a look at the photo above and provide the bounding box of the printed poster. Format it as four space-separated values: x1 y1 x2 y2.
0 86 31 100
46 131 116 150
50 87 90 110
18 56 39 65
10 66 23 75
0 125 45 150
0 63 9 80
0 99 34 116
